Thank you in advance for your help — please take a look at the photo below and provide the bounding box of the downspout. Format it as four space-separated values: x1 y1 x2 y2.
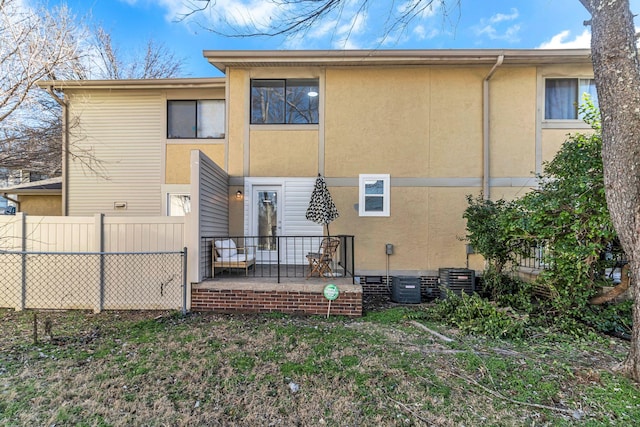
483 55 504 200
46 86 69 215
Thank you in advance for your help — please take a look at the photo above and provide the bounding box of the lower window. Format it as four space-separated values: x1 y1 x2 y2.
359 174 390 217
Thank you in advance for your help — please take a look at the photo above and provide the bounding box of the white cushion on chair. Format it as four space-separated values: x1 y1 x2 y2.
215 253 254 262
214 239 237 258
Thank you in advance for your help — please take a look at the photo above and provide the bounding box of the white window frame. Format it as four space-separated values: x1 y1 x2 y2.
359 174 390 217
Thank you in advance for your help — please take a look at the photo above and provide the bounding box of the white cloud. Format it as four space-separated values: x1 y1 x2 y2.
538 29 591 49
337 12 367 38
473 8 520 43
413 25 438 41
476 23 521 42
489 8 518 24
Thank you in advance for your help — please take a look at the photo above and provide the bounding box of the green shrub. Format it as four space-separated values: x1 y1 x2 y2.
462 99 630 336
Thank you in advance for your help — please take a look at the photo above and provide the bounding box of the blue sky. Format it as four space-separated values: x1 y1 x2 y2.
48 0 640 78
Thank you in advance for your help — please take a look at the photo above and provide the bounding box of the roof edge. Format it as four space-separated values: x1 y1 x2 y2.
37 77 226 91
203 48 593 72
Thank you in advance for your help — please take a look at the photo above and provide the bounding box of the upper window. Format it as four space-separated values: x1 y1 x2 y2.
359 174 390 217
251 79 319 124
545 78 598 120
167 100 225 138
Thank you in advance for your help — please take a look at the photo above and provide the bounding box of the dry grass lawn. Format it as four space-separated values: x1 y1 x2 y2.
0 307 638 426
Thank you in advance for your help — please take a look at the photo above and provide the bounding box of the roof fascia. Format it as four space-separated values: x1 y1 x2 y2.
37 77 226 91
203 49 593 73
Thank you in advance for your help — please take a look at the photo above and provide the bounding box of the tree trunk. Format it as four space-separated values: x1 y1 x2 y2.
581 0 640 381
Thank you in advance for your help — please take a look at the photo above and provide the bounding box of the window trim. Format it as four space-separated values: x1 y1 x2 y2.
250 78 320 125
359 174 390 217
167 99 225 139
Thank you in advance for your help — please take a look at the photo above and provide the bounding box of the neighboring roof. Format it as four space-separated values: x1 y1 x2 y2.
37 77 226 91
1 177 62 195
203 49 593 73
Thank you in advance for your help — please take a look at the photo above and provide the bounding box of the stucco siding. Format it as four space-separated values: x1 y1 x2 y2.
490 67 537 178
324 68 431 177
541 128 583 165
328 186 472 273
166 144 225 184
428 67 484 177
68 90 164 216
249 131 318 177
17 195 62 216
228 68 247 177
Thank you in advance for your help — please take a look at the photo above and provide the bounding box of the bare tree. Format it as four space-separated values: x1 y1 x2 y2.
0 0 86 180
90 26 184 79
189 0 640 381
0 0 84 124
0 0 185 183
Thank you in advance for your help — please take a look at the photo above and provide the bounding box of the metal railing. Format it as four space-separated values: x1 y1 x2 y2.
202 235 355 283
515 240 550 270
0 249 187 314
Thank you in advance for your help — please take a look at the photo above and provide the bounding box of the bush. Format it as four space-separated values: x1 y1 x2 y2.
459 99 631 338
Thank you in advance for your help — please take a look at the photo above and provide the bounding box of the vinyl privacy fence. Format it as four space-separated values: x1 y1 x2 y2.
0 214 187 313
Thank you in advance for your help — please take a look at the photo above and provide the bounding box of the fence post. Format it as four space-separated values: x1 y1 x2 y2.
95 213 104 313
18 212 26 311
182 247 188 315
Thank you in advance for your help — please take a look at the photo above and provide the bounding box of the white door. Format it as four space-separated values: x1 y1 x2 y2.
252 186 282 263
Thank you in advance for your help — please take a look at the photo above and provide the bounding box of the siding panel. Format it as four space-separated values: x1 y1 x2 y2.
68 90 164 216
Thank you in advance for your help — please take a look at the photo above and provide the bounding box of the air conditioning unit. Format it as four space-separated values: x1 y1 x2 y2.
439 268 475 298
391 276 421 304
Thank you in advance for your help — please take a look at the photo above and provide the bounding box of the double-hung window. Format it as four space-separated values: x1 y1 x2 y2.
359 174 390 217
251 78 319 124
544 78 598 120
167 100 225 138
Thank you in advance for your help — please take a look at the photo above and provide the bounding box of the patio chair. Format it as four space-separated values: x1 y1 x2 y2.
306 237 340 280
213 238 256 276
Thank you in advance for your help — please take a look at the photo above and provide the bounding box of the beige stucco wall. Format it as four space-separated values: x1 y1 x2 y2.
228 68 246 177
216 60 597 275
327 186 474 273
428 67 485 177
325 67 432 177
249 130 318 176
166 144 225 184
18 195 62 216
490 67 537 178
